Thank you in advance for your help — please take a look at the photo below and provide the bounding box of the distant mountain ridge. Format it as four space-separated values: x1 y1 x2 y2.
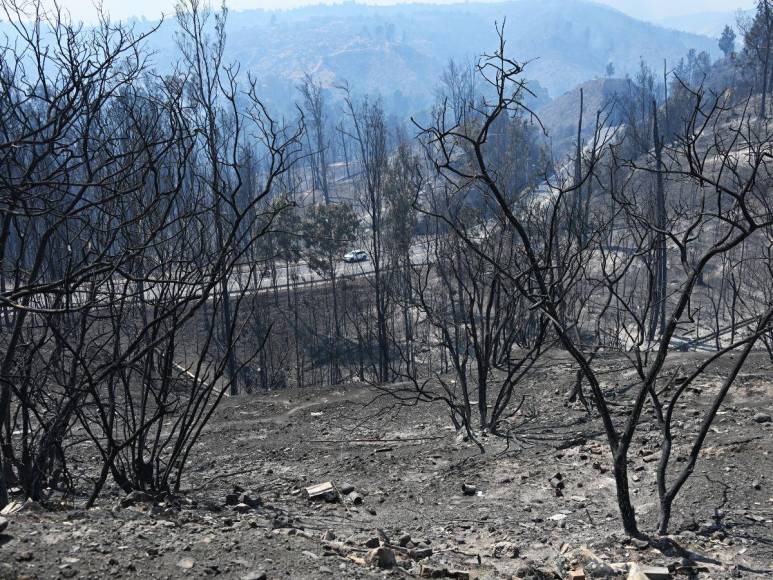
656 10 752 37
134 0 719 115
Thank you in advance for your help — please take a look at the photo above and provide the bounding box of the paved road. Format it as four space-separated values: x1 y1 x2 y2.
243 240 432 295
0 238 434 317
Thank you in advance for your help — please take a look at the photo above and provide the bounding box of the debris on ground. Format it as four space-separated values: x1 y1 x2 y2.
304 481 339 502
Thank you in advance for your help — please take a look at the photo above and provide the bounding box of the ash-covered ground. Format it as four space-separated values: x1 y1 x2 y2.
2 352 771 579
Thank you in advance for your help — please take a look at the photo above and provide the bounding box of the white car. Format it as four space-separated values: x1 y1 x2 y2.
343 249 368 263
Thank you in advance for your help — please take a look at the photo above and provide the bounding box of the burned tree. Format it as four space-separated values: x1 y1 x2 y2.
417 25 773 536
0 0 301 506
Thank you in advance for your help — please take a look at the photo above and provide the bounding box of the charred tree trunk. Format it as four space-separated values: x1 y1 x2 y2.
649 100 668 341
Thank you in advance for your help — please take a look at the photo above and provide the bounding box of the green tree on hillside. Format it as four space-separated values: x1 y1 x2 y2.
719 25 736 57
741 0 773 116
302 203 359 279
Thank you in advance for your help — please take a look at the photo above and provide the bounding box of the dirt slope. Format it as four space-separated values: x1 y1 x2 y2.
1 352 771 579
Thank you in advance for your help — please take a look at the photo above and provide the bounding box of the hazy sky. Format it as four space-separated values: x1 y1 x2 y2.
57 0 759 24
